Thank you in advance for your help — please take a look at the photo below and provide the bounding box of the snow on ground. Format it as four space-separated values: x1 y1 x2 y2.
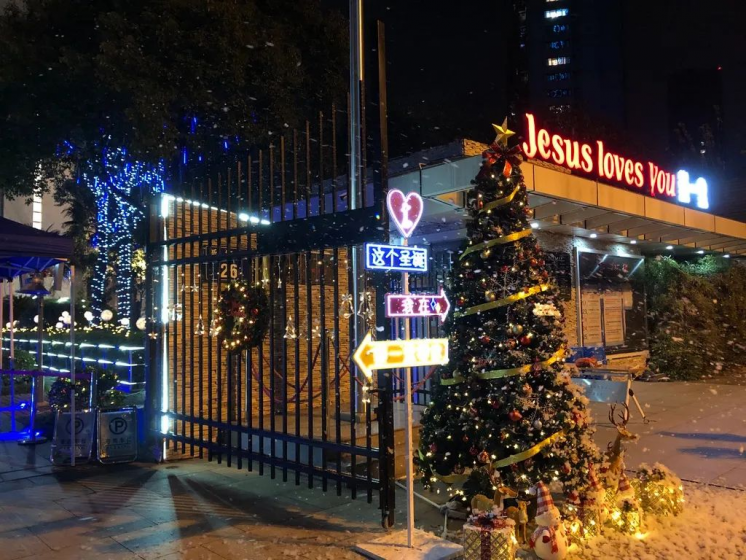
564 483 746 560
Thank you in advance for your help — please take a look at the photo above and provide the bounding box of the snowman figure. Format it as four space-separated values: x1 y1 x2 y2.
529 482 568 560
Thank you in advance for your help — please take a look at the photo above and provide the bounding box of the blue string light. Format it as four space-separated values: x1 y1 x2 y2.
80 146 167 324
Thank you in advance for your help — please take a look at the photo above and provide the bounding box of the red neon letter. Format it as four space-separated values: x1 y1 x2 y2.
551 134 565 165
522 113 538 158
538 129 551 159
634 162 644 188
581 144 593 172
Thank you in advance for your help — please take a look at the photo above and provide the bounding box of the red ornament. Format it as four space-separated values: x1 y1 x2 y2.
500 265 510 273
469 446 479 456
430 443 438 453
251 308 260 316
502 160 513 177
478 450 490 464
530 258 538 267
508 410 523 422
520 335 533 347
506 339 517 350
480 335 491 344
491 400 501 409
462 434 470 443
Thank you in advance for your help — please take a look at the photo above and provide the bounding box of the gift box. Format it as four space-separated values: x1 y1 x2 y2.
463 515 516 560
633 464 685 517
578 503 601 539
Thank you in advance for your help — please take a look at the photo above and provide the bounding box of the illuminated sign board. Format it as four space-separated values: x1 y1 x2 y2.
522 113 709 209
385 289 451 322
365 243 428 273
352 331 449 378
386 189 424 239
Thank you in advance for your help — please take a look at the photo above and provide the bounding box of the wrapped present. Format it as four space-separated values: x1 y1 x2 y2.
633 463 685 517
463 513 516 560
578 502 601 539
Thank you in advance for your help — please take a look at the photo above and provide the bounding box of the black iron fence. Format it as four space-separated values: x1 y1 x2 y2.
145 102 396 524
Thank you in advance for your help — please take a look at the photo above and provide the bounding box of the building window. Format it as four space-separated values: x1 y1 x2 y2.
545 8 568 19
552 24 570 33
32 193 43 230
549 104 572 114
547 71 571 82
547 56 570 66
549 40 569 50
547 88 572 98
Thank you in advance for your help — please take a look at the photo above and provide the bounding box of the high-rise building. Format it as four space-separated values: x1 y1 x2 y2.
512 0 625 125
512 0 746 218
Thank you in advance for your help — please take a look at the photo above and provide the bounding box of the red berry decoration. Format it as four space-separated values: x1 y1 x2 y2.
500 265 510 273
491 400 501 409
530 258 538 267
508 409 523 422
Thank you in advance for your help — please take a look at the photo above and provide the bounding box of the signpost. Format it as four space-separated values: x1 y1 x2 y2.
98 408 138 464
51 410 95 466
385 289 450 322
356 189 458 557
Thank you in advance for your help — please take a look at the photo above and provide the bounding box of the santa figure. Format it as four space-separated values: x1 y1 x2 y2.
529 482 568 560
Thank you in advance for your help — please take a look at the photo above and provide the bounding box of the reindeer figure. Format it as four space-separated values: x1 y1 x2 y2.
506 499 530 543
603 403 639 488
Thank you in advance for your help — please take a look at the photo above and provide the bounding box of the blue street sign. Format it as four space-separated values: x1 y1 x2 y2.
364 243 428 273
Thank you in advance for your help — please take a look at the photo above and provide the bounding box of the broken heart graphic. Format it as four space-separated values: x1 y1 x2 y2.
386 189 423 238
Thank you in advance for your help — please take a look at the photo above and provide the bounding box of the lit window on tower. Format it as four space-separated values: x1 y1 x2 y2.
547 88 572 98
32 193 42 230
552 24 569 33
547 72 571 82
549 40 569 49
545 8 568 19
547 56 570 66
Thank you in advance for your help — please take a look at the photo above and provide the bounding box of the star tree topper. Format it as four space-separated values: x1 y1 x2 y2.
492 117 515 147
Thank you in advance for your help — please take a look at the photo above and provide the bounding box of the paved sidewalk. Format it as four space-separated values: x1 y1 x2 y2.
0 447 444 560
589 380 746 488
0 380 744 559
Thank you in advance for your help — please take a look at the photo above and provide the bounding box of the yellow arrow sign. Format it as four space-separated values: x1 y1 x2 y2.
352 331 449 379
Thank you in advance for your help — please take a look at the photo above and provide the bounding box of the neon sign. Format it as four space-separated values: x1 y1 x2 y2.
352 331 449 379
522 113 709 209
386 189 424 239
365 243 428 273
385 289 451 322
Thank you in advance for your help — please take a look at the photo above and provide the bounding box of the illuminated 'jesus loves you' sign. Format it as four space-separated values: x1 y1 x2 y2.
522 113 709 209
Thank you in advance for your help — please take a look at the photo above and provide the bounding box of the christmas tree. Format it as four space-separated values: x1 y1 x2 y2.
417 119 600 503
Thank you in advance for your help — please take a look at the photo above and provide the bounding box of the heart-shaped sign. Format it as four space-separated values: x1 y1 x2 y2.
386 189 423 238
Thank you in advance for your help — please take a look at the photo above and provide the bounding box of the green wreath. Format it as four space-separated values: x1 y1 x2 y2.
215 281 270 352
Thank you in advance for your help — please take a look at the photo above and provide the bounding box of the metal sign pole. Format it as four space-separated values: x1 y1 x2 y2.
401 237 415 548
70 265 76 466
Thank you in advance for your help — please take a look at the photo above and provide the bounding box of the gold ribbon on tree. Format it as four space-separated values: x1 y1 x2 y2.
455 283 551 319
441 346 566 386
479 186 521 214
459 229 532 260
429 430 568 484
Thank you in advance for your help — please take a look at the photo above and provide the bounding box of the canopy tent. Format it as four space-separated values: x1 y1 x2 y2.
0 216 76 449
0 216 73 279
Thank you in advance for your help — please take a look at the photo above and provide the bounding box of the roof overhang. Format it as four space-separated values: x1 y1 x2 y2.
388 149 746 257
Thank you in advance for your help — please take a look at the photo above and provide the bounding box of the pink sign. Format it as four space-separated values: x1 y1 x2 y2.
385 289 450 322
386 189 424 239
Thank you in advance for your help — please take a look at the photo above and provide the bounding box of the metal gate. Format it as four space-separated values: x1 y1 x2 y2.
144 106 396 522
